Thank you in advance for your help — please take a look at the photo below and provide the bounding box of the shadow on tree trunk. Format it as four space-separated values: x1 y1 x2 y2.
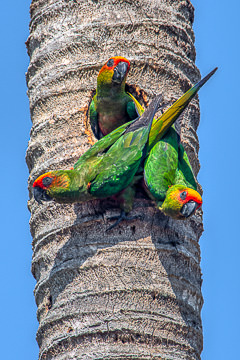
33 196 203 359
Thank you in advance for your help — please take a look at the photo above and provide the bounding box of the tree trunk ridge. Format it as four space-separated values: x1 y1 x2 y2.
26 0 204 359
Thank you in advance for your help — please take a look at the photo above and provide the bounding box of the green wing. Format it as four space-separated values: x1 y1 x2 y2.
127 93 145 116
129 68 217 202
74 120 133 171
176 144 197 190
126 95 139 119
128 68 217 153
90 95 162 198
144 127 198 202
90 129 148 197
148 68 217 149
89 97 100 139
144 127 179 202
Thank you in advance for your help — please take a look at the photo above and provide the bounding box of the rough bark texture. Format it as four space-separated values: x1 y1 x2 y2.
26 0 204 359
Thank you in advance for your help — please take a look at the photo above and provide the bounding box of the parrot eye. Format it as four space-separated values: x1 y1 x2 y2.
106 59 114 67
42 176 53 187
180 191 187 200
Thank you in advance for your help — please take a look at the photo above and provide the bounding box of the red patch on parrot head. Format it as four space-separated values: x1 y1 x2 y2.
33 172 54 189
169 186 202 207
98 56 131 86
177 188 202 209
99 56 130 74
33 171 69 190
162 185 202 220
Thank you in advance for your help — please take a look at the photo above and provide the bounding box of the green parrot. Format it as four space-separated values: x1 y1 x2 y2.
144 127 203 219
90 56 138 138
33 67 217 225
127 68 219 220
33 94 162 205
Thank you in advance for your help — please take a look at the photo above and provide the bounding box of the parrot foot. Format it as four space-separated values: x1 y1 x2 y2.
106 210 142 231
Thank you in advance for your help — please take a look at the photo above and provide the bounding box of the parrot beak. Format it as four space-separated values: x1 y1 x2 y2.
33 186 52 204
112 61 129 84
180 200 198 218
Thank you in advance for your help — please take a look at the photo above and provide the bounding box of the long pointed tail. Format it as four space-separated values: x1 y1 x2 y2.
148 67 218 149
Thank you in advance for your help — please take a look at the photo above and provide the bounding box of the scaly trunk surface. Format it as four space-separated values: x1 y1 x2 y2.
26 0 203 359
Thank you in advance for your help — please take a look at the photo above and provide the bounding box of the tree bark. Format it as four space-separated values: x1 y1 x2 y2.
26 0 203 359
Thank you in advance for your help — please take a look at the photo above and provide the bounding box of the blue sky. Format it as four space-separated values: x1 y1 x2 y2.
193 1 240 358
0 1 238 359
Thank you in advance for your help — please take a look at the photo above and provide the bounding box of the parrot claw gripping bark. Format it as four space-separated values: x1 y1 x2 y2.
33 67 217 225
106 210 143 232
90 56 138 139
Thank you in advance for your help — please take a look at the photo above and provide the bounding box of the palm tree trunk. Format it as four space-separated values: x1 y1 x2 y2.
26 0 203 359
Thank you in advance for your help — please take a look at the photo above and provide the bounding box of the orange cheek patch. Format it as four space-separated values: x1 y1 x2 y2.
54 175 69 189
170 189 184 203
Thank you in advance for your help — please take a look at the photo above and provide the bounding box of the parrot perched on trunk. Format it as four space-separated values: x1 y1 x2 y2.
144 126 203 219
90 56 138 138
140 67 218 219
33 67 217 225
128 68 219 220
33 94 162 205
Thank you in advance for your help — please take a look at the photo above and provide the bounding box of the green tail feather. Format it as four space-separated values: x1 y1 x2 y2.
148 67 218 149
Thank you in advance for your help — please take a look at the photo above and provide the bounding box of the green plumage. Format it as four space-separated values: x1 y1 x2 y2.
90 57 138 138
90 92 137 138
72 103 156 200
33 68 216 220
89 128 149 197
144 127 197 205
143 127 203 220
80 96 158 197
34 95 162 205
